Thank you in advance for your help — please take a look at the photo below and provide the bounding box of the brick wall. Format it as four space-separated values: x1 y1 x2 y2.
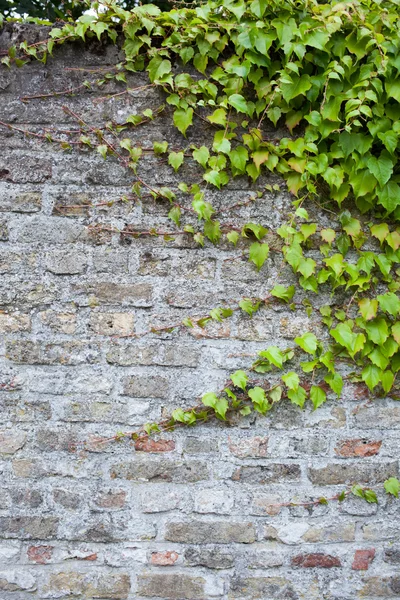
0 23 399 600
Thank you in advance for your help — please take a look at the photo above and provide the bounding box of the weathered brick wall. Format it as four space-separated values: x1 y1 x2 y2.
0 23 399 600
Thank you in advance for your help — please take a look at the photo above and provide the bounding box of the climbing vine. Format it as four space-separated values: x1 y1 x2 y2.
1 0 400 506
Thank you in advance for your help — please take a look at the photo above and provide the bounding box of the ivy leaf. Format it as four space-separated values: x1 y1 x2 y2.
97 145 107 159
365 318 389 345
282 371 300 390
359 298 378 321
229 146 249 173
270 386 282 403
204 219 221 243
228 93 248 114
384 477 400 497
227 230 240 246
153 141 168 155
310 385 327 410
392 322 400 344
280 74 311 102
295 332 318 355
214 397 229 420
259 346 284 368
249 242 269 271
248 386 270 414
168 151 184 172
230 370 248 390
377 292 400 317
377 182 400 213
288 385 307 408
173 108 193 137
202 392 218 408
207 108 227 126
193 146 210 168
270 285 295 303
239 298 260 317
361 364 381 391
367 152 394 187
324 372 343 397
147 57 171 82
364 489 378 504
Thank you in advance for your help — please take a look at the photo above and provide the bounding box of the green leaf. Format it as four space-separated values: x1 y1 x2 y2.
243 223 268 241
365 318 389 345
207 108 227 126
364 489 378 504
384 477 400 497
280 74 311 102
248 386 270 414
269 386 282 403
324 372 343 397
359 298 378 321
229 146 249 173
259 346 284 369
227 230 240 246
392 322 400 344
310 385 327 410
386 79 400 103
270 285 295 303
202 392 218 408
228 93 248 114
377 293 400 317
282 371 300 390
193 146 210 168
361 364 381 391
239 298 260 317
230 370 248 390
153 141 168 155
147 57 171 82
367 152 394 187
204 219 221 243
288 385 307 408
249 242 269 271
295 332 318 355
173 108 193 137
97 145 107 159
214 397 229 419
168 151 184 172
377 182 400 213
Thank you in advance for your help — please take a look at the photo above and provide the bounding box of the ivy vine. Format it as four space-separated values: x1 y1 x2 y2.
1 0 400 507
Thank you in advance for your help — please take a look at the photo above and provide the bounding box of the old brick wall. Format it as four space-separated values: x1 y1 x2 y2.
0 23 399 600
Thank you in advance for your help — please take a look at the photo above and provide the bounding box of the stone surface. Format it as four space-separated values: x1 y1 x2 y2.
0 23 396 600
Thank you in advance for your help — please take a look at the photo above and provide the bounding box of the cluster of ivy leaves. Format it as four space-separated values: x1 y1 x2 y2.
1 0 400 500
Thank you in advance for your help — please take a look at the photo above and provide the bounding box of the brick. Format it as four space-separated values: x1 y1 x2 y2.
302 523 355 543
90 312 134 336
0 313 31 332
184 547 234 569
0 430 26 454
123 375 169 398
228 577 297 599
308 462 398 485
0 219 8 241
228 436 268 458
250 495 282 516
138 252 172 276
360 577 400 597
44 248 88 275
0 517 58 539
362 523 400 542
232 464 301 484
10 215 83 244
165 521 256 544
137 574 204 599
6 340 100 365
0 154 51 183
335 438 382 457
107 343 199 367
27 545 53 564
193 489 234 514
134 438 175 453
291 553 341 568
38 310 76 334
151 551 179 566
0 570 36 592
354 404 400 428
94 490 127 509
75 282 153 306
111 458 209 483
247 551 283 569
140 488 182 513
53 488 82 509
183 436 218 454
10 488 43 508
93 248 129 273
385 547 400 564
0 188 41 213
352 548 375 570
43 572 130 599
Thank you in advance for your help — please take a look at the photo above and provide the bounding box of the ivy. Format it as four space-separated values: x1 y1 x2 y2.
2 0 400 506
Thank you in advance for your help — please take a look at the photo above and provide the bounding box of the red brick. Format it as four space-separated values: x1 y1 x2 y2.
335 439 382 458
352 549 375 570
95 490 127 509
134 438 175 453
27 545 53 564
291 553 341 568
151 551 179 566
